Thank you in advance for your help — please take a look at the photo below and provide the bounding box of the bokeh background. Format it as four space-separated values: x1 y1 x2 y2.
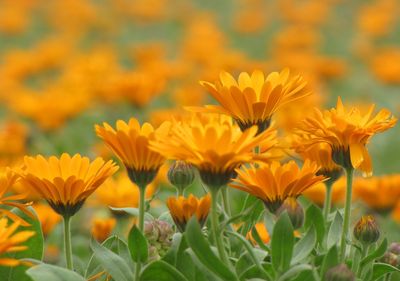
1 0 400 267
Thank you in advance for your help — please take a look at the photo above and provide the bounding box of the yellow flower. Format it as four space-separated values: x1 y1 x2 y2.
91 218 116 243
166 194 211 232
354 175 400 211
196 69 310 133
247 222 270 245
93 173 157 209
303 178 346 206
150 113 277 188
0 218 35 267
297 97 397 176
33 203 61 237
231 160 325 212
16 153 118 217
291 135 342 183
95 118 170 188
0 169 33 226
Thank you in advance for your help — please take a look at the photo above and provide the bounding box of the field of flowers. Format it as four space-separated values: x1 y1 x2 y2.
1 0 400 280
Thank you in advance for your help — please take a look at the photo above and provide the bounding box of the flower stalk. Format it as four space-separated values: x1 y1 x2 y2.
340 167 354 262
63 215 73 270
323 181 333 222
135 184 146 281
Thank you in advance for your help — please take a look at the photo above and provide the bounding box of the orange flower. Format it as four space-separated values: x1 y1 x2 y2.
247 222 270 245
0 169 33 226
150 113 277 188
16 153 118 217
195 69 310 133
0 218 35 267
303 178 346 206
91 218 116 243
95 118 170 188
231 160 325 212
167 194 211 232
297 97 397 176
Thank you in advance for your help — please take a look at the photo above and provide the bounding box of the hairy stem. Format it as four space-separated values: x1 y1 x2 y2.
340 168 354 262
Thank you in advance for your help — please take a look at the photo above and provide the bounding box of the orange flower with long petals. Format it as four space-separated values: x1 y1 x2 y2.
16 154 118 217
231 160 325 212
297 97 397 176
196 69 310 133
167 194 211 232
0 218 35 267
95 118 170 188
150 113 277 189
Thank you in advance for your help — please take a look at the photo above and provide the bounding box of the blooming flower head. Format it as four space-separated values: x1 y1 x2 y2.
150 113 277 189
16 153 118 217
196 69 310 133
91 217 116 243
231 160 325 213
291 134 342 184
303 178 346 206
93 173 157 209
0 218 35 267
354 174 400 211
0 169 33 226
95 118 170 188
166 194 211 232
297 97 397 176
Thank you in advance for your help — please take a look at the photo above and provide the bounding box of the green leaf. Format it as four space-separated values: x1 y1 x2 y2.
320 245 339 277
162 233 182 266
292 226 317 264
271 212 294 273
26 264 86 281
140 260 188 281
109 207 154 220
327 211 343 250
277 264 313 281
85 235 133 279
372 263 400 280
0 207 44 281
304 204 325 244
292 270 317 281
185 217 238 281
90 238 134 281
227 231 271 281
360 239 388 267
128 225 148 263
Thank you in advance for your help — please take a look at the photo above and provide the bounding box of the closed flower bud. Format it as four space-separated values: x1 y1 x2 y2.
276 197 304 229
353 215 380 244
144 221 160 242
381 242 400 268
143 220 174 261
325 264 355 281
388 242 400 255
167 161 195 193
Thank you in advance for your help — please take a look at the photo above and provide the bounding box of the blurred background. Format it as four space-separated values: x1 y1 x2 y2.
0 0 399 266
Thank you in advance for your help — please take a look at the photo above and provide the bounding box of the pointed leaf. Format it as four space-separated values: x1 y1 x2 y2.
327 211 343 250
271 212 294 273
27 264 86 281
292 226 317 264
140 260 188 281
128 225 148 263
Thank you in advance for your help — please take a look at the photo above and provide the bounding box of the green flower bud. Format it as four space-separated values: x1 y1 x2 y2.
276 197 304 229
353 215 380 245
167 161 195 192
144 221 160 242
144 220 174 261
325 264 355 281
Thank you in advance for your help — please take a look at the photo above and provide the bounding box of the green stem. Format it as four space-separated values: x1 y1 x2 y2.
177 188 184 197
135 185 146 281
210 189 230 265
221 186 231 217
63 216 73 270
356 244 369 277
340 168 354 262
323 181 333 222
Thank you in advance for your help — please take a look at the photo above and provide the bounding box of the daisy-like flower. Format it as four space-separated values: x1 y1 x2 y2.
297 97 397 176
0 169 33 226
231 160 325 213
196 69 310 133
166 194 211 232
0 218 35 267
95 118 170 188
16 153 118 217
91 217 116 243
150 113 277 189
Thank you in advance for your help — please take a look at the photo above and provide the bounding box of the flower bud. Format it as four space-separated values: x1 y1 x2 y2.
353 215 380 245
276 197 304 229
167 161 195 192
144 220 160 242
381 242 400 268
325 264 355 281
143 220 174 261
388 242 400 255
